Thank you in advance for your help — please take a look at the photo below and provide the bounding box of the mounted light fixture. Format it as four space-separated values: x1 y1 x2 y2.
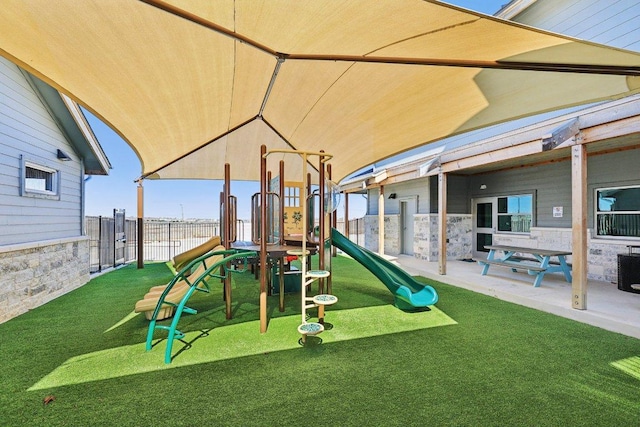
388 193 397 199
480 184 487 190
57 149 72 161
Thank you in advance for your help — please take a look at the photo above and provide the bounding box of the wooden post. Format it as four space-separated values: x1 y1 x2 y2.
328 164 337 257
571 144 587 309
307 172 312 273
224 163 232 319
378 185 385 256
137 180 144 269
278 160 285 312
260 145 268 333
344 192 350 238
279 160 285 245
438 172 447 275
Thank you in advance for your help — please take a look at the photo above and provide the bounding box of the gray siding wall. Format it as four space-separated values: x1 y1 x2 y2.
515 0 640 51
469 161 572 228
429 174 470 214
0 57 83 245
467 148 640 229
367 177 430 215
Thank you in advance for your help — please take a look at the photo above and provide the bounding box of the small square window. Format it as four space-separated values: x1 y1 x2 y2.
20 156 60 199
25 166 55 192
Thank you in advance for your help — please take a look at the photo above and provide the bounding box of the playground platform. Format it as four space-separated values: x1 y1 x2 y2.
394 255 640 340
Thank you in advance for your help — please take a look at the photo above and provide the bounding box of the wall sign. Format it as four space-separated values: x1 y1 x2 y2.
553 206 563 218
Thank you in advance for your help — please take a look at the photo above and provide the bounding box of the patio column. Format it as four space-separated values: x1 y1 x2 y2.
137 180 144 269
438 171 447 275
378 185 385 256
571 144 588 309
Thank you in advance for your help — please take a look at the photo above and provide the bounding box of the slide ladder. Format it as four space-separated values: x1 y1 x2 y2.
287 249 338 344
145 250 256 364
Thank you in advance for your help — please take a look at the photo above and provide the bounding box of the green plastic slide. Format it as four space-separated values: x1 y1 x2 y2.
331 228 438 310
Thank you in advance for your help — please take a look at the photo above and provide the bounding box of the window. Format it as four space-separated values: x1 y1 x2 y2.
25 166 55 192
596 185 640 238
20 156 60 199
284 185 300 207
497 194 532 233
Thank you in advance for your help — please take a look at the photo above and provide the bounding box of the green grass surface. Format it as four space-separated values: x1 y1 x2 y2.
0 256 638 426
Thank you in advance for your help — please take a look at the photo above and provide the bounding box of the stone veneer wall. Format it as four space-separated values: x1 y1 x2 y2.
414 214 473 261
364 214 473 261
364 215 399 254
492 227 628 283
0 236 90 323
362 219 628 283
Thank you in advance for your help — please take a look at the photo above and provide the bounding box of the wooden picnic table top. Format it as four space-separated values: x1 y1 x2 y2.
484 245 572 257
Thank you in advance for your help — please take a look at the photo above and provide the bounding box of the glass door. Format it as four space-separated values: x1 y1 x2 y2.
473 197 496 257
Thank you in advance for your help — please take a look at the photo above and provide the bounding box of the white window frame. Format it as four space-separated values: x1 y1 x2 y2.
595 184 640 240
284 185 300 208
20 155 61 200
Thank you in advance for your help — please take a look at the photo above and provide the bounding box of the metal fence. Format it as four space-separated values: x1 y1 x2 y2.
86 217 221 273
335 217 365 246
86 215 138 273
86 216 365 273
142 220 221 262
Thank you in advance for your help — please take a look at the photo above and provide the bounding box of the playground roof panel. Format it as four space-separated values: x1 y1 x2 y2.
1 0 639 183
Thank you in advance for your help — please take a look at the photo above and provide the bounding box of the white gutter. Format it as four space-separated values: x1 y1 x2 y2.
496 0 538 20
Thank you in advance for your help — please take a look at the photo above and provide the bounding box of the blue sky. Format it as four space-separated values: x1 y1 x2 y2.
84 0 508 220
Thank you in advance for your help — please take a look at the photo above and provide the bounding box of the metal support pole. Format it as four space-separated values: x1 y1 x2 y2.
137 181 144 269
319 151 326 294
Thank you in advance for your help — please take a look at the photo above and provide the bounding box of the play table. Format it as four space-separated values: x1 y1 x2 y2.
232 243 317 311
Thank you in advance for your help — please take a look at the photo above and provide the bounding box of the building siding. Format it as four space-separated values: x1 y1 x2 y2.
0 57 83 246
368 178 431 215
515 0 640 51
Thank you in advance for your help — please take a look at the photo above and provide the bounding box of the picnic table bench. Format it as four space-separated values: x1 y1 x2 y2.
477 245 572 287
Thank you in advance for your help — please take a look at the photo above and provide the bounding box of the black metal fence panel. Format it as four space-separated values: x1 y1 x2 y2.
86 216 363 273
86 217 220 272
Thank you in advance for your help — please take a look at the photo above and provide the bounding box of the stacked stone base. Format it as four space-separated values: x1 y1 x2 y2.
0 237 90 324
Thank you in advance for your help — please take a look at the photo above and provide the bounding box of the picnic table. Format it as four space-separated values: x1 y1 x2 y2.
477 245 572 287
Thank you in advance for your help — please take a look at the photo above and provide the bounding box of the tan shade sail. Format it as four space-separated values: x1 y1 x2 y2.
1 0 639 183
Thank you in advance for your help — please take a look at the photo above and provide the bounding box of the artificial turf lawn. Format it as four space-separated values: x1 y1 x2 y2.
0 256 638 426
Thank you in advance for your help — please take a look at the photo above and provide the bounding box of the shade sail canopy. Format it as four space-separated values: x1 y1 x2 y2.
1 0 639 183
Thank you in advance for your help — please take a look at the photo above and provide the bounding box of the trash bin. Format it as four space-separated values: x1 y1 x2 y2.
617 246 640 294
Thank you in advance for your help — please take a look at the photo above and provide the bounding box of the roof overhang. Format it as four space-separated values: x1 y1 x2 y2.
22 70 111 175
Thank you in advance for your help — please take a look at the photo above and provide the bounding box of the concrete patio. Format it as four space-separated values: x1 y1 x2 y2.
395 255 640 339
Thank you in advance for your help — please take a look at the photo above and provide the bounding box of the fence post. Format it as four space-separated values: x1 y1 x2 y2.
137 181 144 269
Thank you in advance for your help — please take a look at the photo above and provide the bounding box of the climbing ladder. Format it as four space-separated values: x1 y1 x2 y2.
145 250 255 364
288 251 337 344
263 148 338 344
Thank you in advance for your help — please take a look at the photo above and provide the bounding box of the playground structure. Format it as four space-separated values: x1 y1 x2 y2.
134 241 225 320
261 148 339 344
143 249 256 364
142 144 438 362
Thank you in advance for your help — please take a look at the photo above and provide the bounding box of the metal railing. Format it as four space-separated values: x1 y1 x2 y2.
86 216 365 273
335 218 365 246
86 215 138 273
86 217 221 272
